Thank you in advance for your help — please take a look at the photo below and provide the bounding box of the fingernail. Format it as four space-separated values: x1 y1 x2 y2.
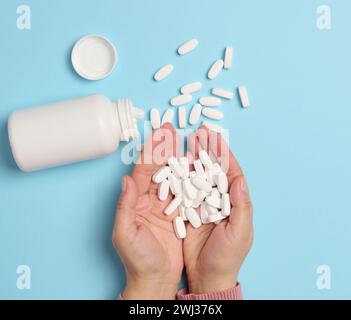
122 176 128 194
240 176 248 193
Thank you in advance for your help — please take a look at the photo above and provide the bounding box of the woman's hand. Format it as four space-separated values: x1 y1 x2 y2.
112 123 183 300
184 126 254 294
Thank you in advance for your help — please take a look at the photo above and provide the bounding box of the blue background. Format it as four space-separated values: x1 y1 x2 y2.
0 0 350 299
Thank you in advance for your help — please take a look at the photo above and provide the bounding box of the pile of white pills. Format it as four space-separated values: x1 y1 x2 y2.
150 39 250 131
152 150 231 239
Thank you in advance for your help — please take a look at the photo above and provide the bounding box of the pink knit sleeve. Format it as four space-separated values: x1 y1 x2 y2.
176 283 243 300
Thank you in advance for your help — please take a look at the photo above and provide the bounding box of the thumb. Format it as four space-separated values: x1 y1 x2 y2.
115 176 139 230
228 175 253 236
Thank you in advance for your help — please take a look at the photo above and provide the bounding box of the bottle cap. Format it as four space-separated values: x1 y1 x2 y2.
71 35 117 80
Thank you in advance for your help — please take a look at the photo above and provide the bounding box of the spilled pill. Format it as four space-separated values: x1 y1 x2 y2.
154 64 174 81
173 216 187 239
211 87 234 100
170 94 192 107
224 47 233 69
150 108 161 130
238 85 250 108
202 121 224 134
178 39 199 55
181 82 202 95
189 104 202 126
161 108 174 125
178 106 186 129
202 107 224 120
208 59 224 80
199 96 221 107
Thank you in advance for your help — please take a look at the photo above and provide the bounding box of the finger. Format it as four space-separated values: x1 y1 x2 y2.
227 175 253 239
132 123 178 195
114 176 139 231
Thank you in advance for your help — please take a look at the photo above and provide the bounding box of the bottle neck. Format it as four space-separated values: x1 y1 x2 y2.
115 99 144 142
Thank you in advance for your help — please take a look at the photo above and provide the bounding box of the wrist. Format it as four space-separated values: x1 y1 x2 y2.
188 275 238 294
123 276 179 300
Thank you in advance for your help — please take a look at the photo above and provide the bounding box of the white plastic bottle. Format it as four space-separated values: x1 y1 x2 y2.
8 94 144 172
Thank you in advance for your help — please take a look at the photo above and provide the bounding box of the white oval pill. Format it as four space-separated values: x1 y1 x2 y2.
168 157 184 179
202 107 224 120
208 59 224 80
189 171 196 179
182 193 193 208
185 207 202 228
192 190 208 208
182 179 197 200
169 173 182 195
222 193 231 216
179 205 187 221
211 163 222 174
150 108 161 129
202 121 224 134
199 150 213 169
178 106 186 129
158 179 170 201
170 94 192 107
205 196 221 209
199 96 221 107
206 170 215 187
161 108 174 125
193 159 206 177
164 196 182 215
191 176 212 193
208 213 225 223
178 39 199 55
224 47 233 69
189 103 202 126
217 172 228 194
238 85 250 108
200 202 210 224
211 87 234 100
173 216 186 239
180 82 202 94
206 205 218 215
211 187 221 198
154 64 174 81
152 166 171 183
179 157 189 179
